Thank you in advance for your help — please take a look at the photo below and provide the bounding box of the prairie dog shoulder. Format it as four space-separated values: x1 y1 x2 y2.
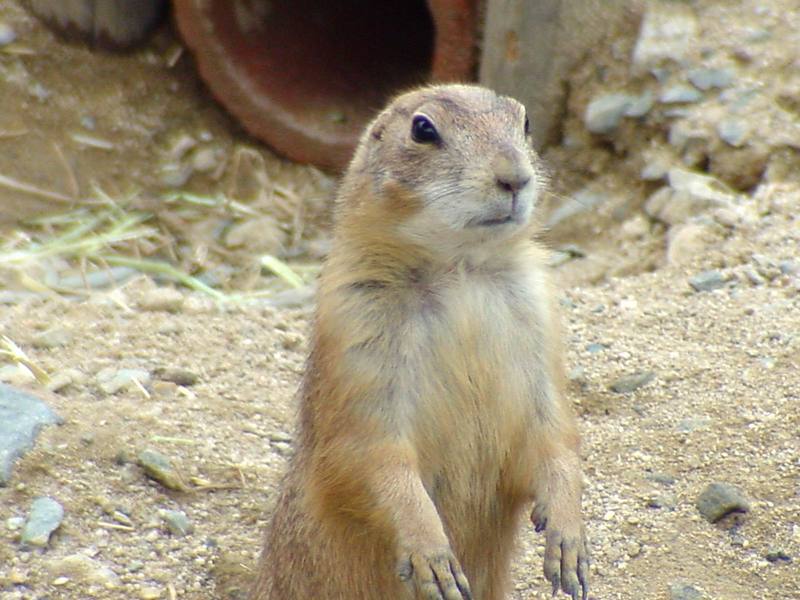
252 84 587 600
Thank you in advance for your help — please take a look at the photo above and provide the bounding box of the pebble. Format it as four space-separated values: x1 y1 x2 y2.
647 492 677 509
676 416 711 433
546 189 608 228
0 364 36 386
7 516 25 530
584 93 652 134
152 366 199 386
139 586 163 599
696 482 751 523
632 3 698 72
21 497 64 547
609 371 655 393
667 223 715 266
647 471 676 486
0 22 16 46
0 384 63 485
47 368 87 393
688 67 734 91
765 548 792 564
688 270 728 292
137 449 185 491
139 287 185 313
161 509 193 536
669 582 703 600
96 368 151 394
31 326 73 349
717 118 748 147
660 85 703 104
46 553 121 588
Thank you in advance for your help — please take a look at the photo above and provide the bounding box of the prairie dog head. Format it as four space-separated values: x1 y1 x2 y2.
340 84 544 254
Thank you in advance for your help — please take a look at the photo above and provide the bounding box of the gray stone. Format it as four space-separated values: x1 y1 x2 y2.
96 368 151 394
647 472 676 486
633 3 698 72
779 260 798 275
152 367 199 387
625 92 655 118
161 509 193 537
717 118 748 147
696 482 751 523
139 287 185 313
584 94 636 134
21 497 64 547
646 169 737 226
689 270 728 292
137 449 184 491
669 582 703 600
647 492 677 509
610 371 655 393
31 327 72 349
46 554 121 588
0 22 16 46
0 385 63 485
660 85 703 104
765 548 792 564
676 416 712 433
546 189 608 228
688 67 735 91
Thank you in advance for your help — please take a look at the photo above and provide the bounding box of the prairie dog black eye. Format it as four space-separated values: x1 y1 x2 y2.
524 115 530 137
411 115 440 144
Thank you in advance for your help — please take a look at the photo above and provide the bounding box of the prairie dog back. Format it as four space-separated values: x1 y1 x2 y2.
251 84 588 600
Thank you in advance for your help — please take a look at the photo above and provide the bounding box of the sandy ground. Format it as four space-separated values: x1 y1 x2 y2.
1 1 799 599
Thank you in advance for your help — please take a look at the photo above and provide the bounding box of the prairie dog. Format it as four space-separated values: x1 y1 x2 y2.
252 84 588 600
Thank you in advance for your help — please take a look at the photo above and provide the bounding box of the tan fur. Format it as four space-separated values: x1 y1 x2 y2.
251 84 588 600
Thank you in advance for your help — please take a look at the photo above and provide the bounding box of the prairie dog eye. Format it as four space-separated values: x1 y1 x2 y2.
411 115 440 144
524 114 530 137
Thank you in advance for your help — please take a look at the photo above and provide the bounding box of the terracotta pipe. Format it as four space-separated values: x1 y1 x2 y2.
173 0 479 170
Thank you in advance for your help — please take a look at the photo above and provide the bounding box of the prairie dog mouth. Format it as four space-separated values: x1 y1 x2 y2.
476 214 515 227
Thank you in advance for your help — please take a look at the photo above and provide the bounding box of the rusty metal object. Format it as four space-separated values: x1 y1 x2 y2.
173 0 479 170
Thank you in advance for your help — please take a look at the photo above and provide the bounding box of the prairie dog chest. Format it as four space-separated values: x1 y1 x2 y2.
403 263 555 431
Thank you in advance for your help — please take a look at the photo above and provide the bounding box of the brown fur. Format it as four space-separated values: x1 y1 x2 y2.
251 85 588 600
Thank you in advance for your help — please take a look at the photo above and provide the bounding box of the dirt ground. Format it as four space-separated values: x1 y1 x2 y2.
1 1 799 599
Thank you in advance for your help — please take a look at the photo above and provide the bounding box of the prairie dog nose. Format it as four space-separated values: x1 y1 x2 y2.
493 148 533 193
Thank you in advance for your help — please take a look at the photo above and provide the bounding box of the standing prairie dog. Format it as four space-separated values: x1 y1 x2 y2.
252 84 588 600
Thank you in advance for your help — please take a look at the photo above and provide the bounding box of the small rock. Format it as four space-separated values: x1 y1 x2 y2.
717 118 748 147
647 472 676 486
688 270 728 292
31 327 72 349
0 385 63 485
0 364 36 386
765 548 792 564
546 189 608 228
47 368 87 393
632 3 698 72
139 287 185 313
696 482 751 523
610 371 655 393
688 67 734 91
161 509 193 536
584 92 653 134
8 568 27 584
669 582 703 600
676 417 711 433
660 85 703 104
137 449 184 491
152 367 199 387
647 492 677 509
190 146 221 173
159 162 192 188
667 223 715 266
96 368 151 394
46 554 120 588
21 497 64 547
6 516 25 530
0 22 16 46
139 586 163 600
586 343 608 354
